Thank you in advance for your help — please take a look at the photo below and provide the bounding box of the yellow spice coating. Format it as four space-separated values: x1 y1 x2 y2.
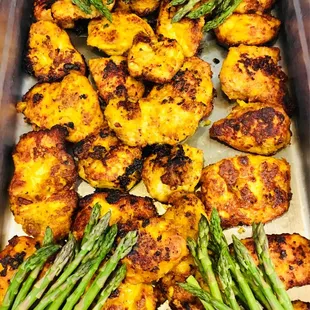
157 0 204 57
142 144 204 202
89 56 144 102
200 155 291 228
292 301 310 310
242 234 310 289
74 128 142 191
128 33 185 83
25 21 86 82
51 0 115 28
17 71 105 143
105 57 213 146
33 0 54 22
0 236 38 304
210 102 291 155
215 13 281 47
130 0 160 16
220 45 287 107
235 0 275 14
87 12 155 56
103 281 157 310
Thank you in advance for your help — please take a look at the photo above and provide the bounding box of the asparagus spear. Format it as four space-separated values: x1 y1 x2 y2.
72 0 92 14
248 278 273 310
92 264 127 310
203 0 243 31
172 0 201 22
170 0 189 6
81 203 101 246
232 235 285 310
217 251 240 310
34 260 94 310
64 224 118 310
89 0 112 22
197 215 223 302
209 209 261 310
18 237 75 310
0 244 60 310
179 282 231 310
12 228 55 309
253 223 293 310
47 210 111 294
187 0 217 19
74 230 138 310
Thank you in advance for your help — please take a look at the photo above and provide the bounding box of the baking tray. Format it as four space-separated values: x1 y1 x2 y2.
0 0 309 304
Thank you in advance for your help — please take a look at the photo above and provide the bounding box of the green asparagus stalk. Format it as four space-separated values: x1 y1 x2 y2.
209 209 261 310
172 0 201 22
92 264 127 310
18 237 75 310
0 244 60 310
34 260 94 310
203 0 242 31
89 0 112 22
170 0 189 6
81 233 105 264
217 251 240 310
47 210 111 294
253 223 293 310
12 228 55 309
74 230 138 310
81 203 101 246
179 282 231 310
197 215 223 302
187 0 217 18
64 224 118 310
72 0 92 14
231 280 247 306
186 275 214 310
248 278 272 310
232 235 285 310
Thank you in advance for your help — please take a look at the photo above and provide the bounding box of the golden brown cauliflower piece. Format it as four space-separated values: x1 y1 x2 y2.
17 71 105 143
33 0 55 22
219 45 287 108
74 128 143 191
9 127 78 240
142 144 203 202
128 33 185 83
210 102 291 155
51 0 115 29
72 190 158 240
242 234 310 289
103 281 157 310
129 0 161 16
89 56 144 102
87 12 155 56
200 155 291 228
105 57 213 146
292 301 310 310
25 21 86 82
157 0 204 57
235 0 275 14
215 14 281 47
0 236 38 304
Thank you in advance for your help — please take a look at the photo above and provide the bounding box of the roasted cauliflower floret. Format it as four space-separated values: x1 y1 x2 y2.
129 0 160 16
9 127 78 240
157 0 204 57
103 281 157 310
17 71 105 143
215 14 281 47
242 234 310 289
74 128 143 191
87 12 155 55
142 144 203 202
210 102 291 155
128 33 185 83
200 155 291 228
219 45 287 108
105 57 213 146
25 21 86 82
235 0 275 13
72 190 158 240
292 301 310 310
33 0 55 22
89 56 144 102
0 236 38 303
51 0 115 29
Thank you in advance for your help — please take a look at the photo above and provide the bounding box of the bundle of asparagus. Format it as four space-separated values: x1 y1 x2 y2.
169 0 243 31
180 209 294 310
1 203 138 310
